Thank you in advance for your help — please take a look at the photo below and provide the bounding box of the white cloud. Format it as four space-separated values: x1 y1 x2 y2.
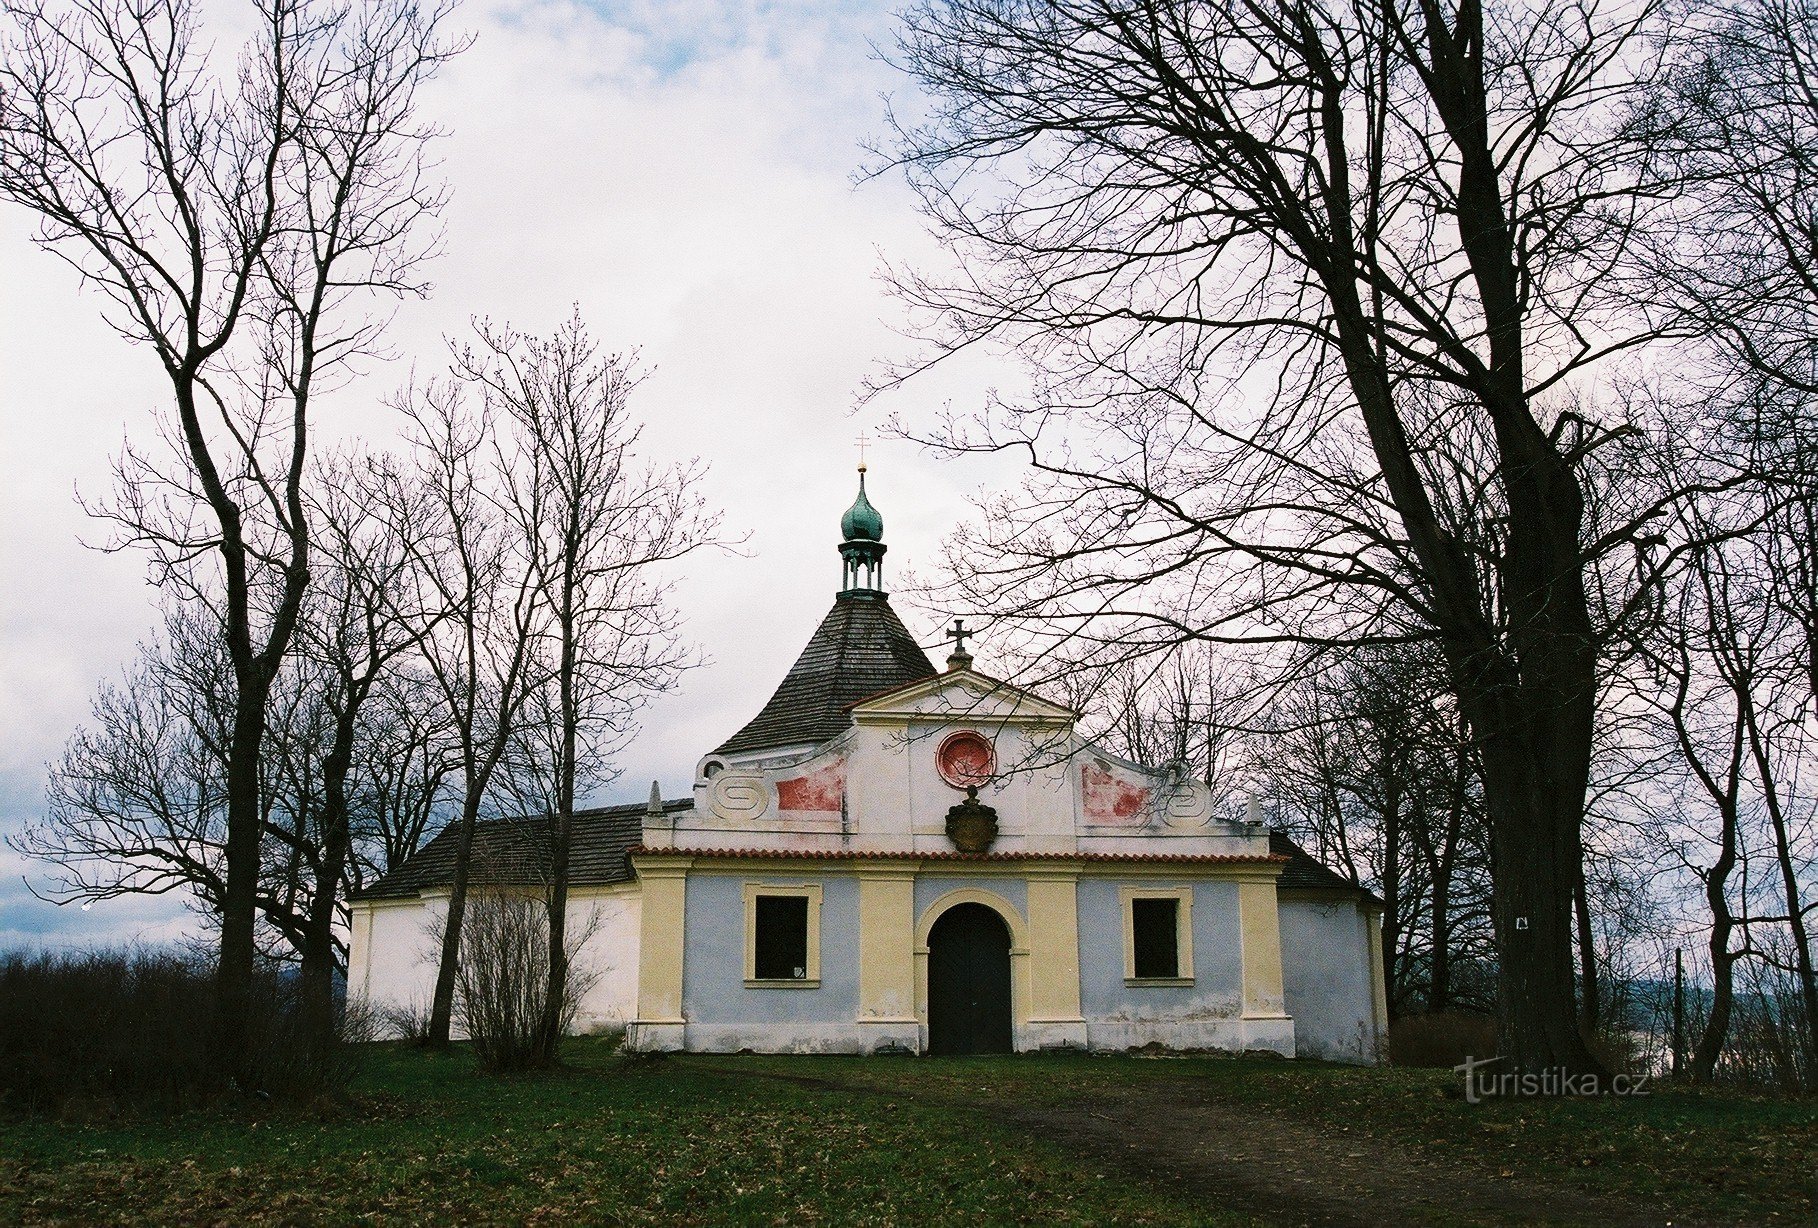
0 0 1023 945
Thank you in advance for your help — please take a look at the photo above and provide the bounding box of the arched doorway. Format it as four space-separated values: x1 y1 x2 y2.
927 902 1013 1055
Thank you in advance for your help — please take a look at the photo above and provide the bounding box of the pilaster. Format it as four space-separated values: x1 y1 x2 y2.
630 855 691 1051
1025 870 1088 1048
1238 877 1289 1020
856 863 919 1051
1366 905 1390 1056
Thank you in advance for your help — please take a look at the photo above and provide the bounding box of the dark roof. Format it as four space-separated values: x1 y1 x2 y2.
353 799 691 900
1270 831 1381 903
634 845 1287 867
713 591 938 757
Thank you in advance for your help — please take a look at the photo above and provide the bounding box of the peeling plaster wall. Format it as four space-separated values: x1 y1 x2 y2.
1279 897 1381 1063
1077 879 1246 1048
680 873 861 1034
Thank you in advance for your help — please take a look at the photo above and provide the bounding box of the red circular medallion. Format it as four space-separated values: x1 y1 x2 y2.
936 730 996 790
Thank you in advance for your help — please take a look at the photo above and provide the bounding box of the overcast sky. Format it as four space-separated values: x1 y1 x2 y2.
0 0 1025 949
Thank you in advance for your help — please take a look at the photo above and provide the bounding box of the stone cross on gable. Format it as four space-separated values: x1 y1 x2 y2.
946 617 974 671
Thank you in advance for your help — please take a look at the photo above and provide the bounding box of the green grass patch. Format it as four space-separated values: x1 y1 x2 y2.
2 1043 1806 1225
709 1052 1813 1225
0 1042 1246 1226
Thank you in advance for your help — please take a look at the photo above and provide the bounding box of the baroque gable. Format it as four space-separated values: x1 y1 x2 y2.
652 667 1262 858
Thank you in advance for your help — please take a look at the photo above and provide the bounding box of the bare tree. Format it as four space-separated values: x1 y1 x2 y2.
0 0 462 1072
465 313 720 1064
20 610 233 924
386 377 542 1049
288 451 440 1037
1638 0 1818 1084
1263 644 1494 1016
432 878 606 1073
1645 524 1759 1081
882 0 1681 1074
352 666 460 880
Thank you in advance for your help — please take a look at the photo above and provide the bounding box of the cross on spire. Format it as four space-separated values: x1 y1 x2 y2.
854 431 871 472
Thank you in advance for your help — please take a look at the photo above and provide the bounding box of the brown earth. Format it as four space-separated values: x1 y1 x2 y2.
726 1066 1706 1228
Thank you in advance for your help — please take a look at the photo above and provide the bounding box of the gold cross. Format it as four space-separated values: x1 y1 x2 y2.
854 431 871 471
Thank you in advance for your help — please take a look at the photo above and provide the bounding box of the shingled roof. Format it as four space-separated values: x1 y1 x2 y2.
713 591 938 757
1270 831 1381 904
352 799 692 900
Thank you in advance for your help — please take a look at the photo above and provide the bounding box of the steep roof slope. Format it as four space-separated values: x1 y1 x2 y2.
713 591 938 757
1270 831 1382 904
352 799 691 900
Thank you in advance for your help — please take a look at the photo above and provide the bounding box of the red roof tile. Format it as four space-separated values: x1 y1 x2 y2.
631 845 1286 866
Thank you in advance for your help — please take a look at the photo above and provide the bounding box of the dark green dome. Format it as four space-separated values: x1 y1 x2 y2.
841 470 883 542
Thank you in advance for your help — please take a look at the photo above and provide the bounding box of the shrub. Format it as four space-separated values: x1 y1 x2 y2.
442 890 601 1072
0 947 367 1115
378 999 435 1046
1388 1011 1498 1068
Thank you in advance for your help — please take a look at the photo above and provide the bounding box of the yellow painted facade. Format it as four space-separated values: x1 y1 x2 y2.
857 867 918 1023
1237 875 1289 1019
1367 906 1390 1036
632 856 690 1038
1026 871 1084 1026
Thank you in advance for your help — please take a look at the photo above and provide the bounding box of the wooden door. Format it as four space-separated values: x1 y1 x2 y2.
927 902 1013 1055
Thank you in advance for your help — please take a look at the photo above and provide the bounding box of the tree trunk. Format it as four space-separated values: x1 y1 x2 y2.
299 695 359 1046
1474 712 1605 1078
1575 854 1600 1034
428 786 483 1048
537 586 580 1065
216 679 271 1082
1750 727 1818 1083
1693 811 1741 1081
538 813 572 1064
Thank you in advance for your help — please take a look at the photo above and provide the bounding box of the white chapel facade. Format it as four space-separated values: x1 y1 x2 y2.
348 470 1389 1061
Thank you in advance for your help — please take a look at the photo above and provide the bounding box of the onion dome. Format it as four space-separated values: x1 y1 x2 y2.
837 466 888 595
840 468 884 542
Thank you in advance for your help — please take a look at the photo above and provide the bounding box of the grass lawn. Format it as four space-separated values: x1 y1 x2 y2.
713 1053 1815 1225
0 1041 1808 1226
0 1041 1241 1227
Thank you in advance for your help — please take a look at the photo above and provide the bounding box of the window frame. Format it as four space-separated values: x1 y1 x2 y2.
1120 885 1194 985
742 882 823 988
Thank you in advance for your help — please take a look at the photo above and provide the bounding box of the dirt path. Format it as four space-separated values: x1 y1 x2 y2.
719 1066 1702 1228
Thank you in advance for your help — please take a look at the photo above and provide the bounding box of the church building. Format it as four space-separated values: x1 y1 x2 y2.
348 470 1388 1061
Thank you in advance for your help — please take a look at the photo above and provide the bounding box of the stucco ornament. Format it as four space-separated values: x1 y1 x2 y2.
1164 778 1215 829
944 786 1000 853
709 771 772 821
935 729 996 790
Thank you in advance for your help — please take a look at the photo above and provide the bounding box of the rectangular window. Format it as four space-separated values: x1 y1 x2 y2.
1131 897 1180 979
1121 885 1194 984
743 882 822 986
754 894 809 980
